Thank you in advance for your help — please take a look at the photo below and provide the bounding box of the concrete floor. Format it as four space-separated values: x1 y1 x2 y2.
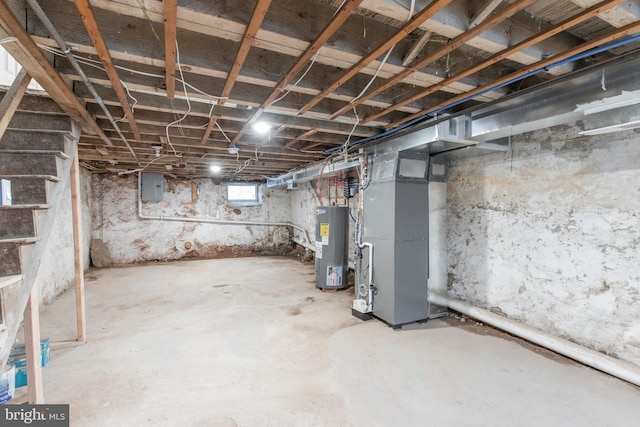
11 257 640 426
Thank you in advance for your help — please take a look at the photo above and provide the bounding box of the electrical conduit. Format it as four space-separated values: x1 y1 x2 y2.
429 293 640 387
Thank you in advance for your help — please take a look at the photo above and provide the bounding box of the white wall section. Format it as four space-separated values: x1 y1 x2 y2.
447 126 640 366
90 174 293 266
37 168 92 305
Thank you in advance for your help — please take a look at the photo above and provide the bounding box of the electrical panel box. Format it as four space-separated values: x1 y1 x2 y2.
0 179 11 206
141 173 164 202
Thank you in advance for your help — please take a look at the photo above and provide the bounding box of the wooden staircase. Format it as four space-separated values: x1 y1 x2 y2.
0 90 86 403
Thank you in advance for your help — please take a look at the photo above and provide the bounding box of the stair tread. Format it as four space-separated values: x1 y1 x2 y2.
0 274 22 289
0 174 59 182
0 236 40 244
0 204 49 210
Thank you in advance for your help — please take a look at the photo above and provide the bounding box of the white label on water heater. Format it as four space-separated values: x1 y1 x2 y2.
315 242 323 259
322 236 329 245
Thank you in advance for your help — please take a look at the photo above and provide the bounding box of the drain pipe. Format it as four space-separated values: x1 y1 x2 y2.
26 0 139 164
136 173 314 251
429 293 640 387
358 241 374 309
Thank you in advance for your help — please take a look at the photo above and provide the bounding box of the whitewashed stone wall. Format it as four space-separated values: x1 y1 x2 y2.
90 174 292 266
447 127 640 365
38 167 92 305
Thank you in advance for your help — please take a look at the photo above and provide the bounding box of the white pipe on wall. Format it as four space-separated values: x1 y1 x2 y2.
136 174 314 251
429 293 640 387
358 242 374 309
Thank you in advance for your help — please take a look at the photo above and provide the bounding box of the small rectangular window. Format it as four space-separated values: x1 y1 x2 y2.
227 183 261 206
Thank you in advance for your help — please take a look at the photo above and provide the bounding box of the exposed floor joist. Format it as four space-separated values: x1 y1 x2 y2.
1 0 638 178
163 0 177 99
73 0 141 142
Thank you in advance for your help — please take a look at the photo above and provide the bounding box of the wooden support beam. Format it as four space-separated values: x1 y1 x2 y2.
469 0 503 28
283 129 317 148
73 0 141 142
200 115 219 145
387 19 640 129
219 0 272 106
0 2 112 145
233 0 363 143
0 68 31 140
70 150 86 344
298 0 451 115
300 141 324 150
274 124 288 135
365 0 629 124
24 282 44 403
191 182 198 203
163 0 177 99
401 30 432 67
329 0 538 119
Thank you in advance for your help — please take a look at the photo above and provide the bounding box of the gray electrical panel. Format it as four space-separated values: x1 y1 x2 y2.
315 206 349 290
359 151 434 327
141 173 164 202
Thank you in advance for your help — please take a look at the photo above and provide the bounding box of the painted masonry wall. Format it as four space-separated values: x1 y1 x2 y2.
447 127 640 366
38 167 93 305
90 174 293 266
289 180 358 264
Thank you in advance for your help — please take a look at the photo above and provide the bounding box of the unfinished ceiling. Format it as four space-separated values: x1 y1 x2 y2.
1 0 639 179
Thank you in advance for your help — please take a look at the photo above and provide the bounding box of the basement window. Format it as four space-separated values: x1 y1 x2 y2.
227 183 261 206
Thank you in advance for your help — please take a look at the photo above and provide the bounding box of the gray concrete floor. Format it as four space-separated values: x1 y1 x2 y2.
12 257 640 426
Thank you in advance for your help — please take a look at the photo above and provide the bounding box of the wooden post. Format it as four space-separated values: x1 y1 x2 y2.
24 282 44 403
70 151 87 343
191 183 198 204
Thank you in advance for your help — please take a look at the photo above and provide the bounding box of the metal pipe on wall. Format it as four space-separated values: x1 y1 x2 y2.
136 173 314 251
429 293 640 387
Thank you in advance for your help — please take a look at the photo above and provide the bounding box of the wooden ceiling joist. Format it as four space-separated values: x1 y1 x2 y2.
219 0 273 106
388 19 640 129
297 0 453 115
401 30 433 67
0 1 112 146
469 0 503 28
200 115 220 145
73 0 141 142
260 0 364 111
233 0 364 144
364 0 630 124
0 69 32 140
283 129 318 149
163 0 177 99
329 0 539 120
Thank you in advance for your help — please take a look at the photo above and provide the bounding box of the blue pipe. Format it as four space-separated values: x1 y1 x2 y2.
325 32 640 154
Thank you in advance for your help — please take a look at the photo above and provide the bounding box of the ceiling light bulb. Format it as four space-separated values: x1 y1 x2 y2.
151 145 162 157
210 165 221 173
252 121 271 134
227 145 239 155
